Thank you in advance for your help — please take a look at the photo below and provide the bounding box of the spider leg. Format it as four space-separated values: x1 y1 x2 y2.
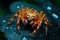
38 11 43 17
16 15 21 34
43 14 49 36
8 13 18 25
31 22 36 28
44 19 48 36
30 21 42 36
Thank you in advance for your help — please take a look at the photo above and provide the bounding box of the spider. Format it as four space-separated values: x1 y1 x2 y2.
8 7 51 36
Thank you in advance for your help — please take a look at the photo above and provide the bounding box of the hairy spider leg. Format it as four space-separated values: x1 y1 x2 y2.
16 14 21 34
43 14 49 36
8 13 18 25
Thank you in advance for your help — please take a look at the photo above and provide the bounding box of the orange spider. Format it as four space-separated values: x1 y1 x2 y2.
8 7 50 36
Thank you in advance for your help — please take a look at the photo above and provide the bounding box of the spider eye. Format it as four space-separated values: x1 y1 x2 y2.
32 16 35 18
27 15 30 18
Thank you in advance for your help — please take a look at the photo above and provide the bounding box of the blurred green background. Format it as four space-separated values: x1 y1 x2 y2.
0 6 8 17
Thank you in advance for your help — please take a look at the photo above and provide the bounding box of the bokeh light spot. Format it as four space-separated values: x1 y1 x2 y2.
52 13 58 19
47 6 52 10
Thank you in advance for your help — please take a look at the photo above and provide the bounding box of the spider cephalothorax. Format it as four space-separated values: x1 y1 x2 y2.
8 7 50 36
